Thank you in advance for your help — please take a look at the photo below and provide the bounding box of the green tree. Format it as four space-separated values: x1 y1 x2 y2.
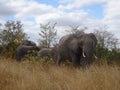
94 28 120 61
94 30 119 49
0 21 27 45
66 25 87 34
39 22 57 48
0 21 28 58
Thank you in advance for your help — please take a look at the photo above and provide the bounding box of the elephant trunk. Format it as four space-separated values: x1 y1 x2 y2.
82 45 94 59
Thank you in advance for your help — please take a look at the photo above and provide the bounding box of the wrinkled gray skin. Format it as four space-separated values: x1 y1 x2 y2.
16 45 40 62
38 48 52 58
57 31 97 68
51 45 58 61
38 46 58 62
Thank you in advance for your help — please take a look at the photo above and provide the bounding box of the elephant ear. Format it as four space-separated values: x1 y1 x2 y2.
89 33 97 45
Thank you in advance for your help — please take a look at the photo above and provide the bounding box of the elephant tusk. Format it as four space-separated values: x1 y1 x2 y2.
82 52 86 57
94 55 98 59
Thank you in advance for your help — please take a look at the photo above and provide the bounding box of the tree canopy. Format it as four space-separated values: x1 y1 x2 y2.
38 22 57 48
0 21 27 45
0 21 28 58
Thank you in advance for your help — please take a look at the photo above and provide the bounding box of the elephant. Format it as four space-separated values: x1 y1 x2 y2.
20 40 36 46
56 31 97 68
38 48 52 58
38 46 58 62
0 45 2 53
15 45 40 62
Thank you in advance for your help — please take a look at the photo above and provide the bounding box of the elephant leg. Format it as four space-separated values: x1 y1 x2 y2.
88 56 93 66
56 54 62 66
16 53 22 62
80 57 88 69
81 57 92 69
71 53 80 68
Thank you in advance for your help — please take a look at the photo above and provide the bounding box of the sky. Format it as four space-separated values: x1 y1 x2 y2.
0 0 120 43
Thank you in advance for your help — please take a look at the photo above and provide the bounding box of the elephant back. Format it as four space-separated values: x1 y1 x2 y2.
74 31 85 38
59 35 70 45
20 40 36 46
59 34 77 46
38 48 52 57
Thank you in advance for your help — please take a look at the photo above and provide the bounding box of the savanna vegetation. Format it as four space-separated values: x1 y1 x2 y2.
0 57 120 90
0 21 120 90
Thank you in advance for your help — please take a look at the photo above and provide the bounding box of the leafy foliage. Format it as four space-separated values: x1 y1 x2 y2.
94 30 119 49
39 22 57 48
0 21 28 58
0 21 27 44
66 25 87 34
94 29 120 62
0 21 119 63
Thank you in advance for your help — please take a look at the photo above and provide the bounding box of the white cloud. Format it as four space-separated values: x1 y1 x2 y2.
58 0 105 10
15 1 57 19
0 0 16 17
36 9 88 26
0 0 120 43
103 0 120 38
22 21 40 43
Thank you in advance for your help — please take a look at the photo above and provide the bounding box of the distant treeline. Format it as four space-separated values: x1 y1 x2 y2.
0 21 120 62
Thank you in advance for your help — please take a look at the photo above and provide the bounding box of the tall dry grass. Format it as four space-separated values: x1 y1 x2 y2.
0 57 120 90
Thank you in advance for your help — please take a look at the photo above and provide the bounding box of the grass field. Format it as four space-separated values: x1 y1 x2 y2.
0 57 120 90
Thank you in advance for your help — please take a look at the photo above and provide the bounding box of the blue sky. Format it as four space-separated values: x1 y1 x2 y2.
34 0 104 19
5 0 104 21
36 0 59 7
81 4 104 19
0 0 120 42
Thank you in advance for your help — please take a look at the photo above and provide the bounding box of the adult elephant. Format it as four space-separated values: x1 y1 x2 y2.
56 31 97 68
20 40 36 46
15 45 40 62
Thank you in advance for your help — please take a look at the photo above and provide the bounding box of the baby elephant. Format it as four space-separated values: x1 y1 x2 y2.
16 45 40 62
38 47 57 62
38 48 52 58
